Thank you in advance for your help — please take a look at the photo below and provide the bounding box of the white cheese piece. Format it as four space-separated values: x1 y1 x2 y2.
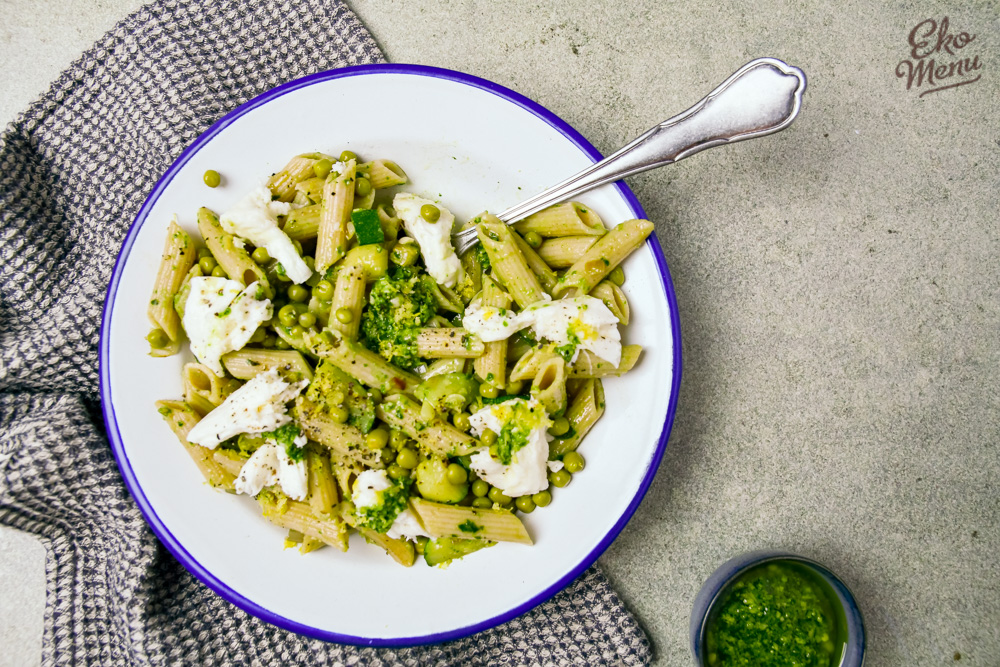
233 436 308 501
462 295 621 367
186 369 308 449
547 460 564 473
182 276 273 376
352 469 429 540
468 398 552 498
387 508 431 541
220 184 313 284
393 192 464 288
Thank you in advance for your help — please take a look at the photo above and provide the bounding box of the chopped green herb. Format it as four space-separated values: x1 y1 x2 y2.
458 520 482 534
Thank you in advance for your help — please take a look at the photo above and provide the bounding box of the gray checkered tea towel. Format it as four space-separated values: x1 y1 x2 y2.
0 0 652 664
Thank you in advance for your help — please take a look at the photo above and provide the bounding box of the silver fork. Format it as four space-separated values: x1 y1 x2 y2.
451 57 807 255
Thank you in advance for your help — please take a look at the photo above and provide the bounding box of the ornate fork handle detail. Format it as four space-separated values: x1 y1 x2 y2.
452 57 806 255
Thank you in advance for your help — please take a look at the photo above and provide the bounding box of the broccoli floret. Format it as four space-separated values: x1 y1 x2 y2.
356 476 412 534
361 265 437 370
304 361 376 433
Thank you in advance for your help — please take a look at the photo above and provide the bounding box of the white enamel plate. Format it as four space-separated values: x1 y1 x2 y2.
100 65 682 645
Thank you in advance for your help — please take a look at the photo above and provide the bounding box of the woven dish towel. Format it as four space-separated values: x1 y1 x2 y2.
0 1 653 664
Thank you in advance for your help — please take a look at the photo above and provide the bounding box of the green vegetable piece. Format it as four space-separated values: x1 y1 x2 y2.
480 393 531 406
203 169 221 188
457 519 482 534
260 423 304 461
304 361 376 433
415 457 468 504
420 204 440 223
415 372 479 415
360 265 436 370
352 209 385 246
423 536 493 566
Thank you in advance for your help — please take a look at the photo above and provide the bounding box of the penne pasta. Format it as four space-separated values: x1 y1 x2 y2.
473 274 512 384
306 447 339 517
307 330 421 396
409 498 532 545
512 230 558 293
552 219 654 297
329 263 366 338
513 201 607 237
258 490 349 552
267 153 325 202
221 349 314 382
530 354 568 416
358 159 408 189
183 362 228 415
338 503 415 566
283 203 322 242
510 344 642 381
537 235 599 269
549 379 605 458
315 159 356 272
589 280 630 325
197 207 271 290
147 219 197 356
415 328 485 358
293 397 382 469
476 214 545 309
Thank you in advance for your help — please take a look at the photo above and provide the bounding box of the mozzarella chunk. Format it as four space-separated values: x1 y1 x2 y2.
393 193 463 287
182 276 272 375
233 436 308 501
462 295 622 366
220 184 313 284
352 469 428 539
468 398 552 498
387 509 431 541
186 369 308 449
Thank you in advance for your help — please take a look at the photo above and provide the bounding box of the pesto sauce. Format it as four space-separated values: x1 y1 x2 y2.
703 560 847 667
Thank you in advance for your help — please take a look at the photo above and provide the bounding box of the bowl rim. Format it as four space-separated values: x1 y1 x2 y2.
691 550 866 667
98 62 684 647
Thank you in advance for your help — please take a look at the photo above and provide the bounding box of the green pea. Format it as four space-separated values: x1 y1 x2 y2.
146 328 169 349
355 176 372 197
549 469 572 487
396 448 418 469
479 382 500 399
288 325 305 339
380 447 396 466
245 248 266 265
487 487 511 505
273 337 291 350
313 280 334 301
472 497 493 509
203 169 221 188
523 231 542 249
446 463 468 485
471 479 489 497
420 204 440 223
608 266 625 286
563 451 586 473
452 412 471 432
278 304 298 328
335 307 354 324
389 429 409 449
262 334 277 348
298 312 316 328
249 327 267 343
287 284 308 302
506 380 524 395
293 302 309 315
414 535 429 555
211 265 227 278
390 241 420 267
366 428 390 450
291 239 303 255
387 463 410 481
531 490 552 507
515 496 536 513
340 150 358 163
313 158 333 179
368 388 383 404
329 405 350 424
197 247 212 260
330 390 347 405
480 429 497 447
198 256 218 274
548 417 571 437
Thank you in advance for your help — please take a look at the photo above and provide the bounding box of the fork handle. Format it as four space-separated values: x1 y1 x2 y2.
496 57 806 224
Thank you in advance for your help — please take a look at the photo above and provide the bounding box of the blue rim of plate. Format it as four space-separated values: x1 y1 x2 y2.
99 63 684 647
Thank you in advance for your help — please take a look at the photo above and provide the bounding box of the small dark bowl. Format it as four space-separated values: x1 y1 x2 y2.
690 551 866 666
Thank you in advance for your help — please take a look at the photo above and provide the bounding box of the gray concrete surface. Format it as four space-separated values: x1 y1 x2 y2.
2 1 999 665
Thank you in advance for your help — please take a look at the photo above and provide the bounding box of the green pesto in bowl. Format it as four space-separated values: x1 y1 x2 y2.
703 559 848 667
